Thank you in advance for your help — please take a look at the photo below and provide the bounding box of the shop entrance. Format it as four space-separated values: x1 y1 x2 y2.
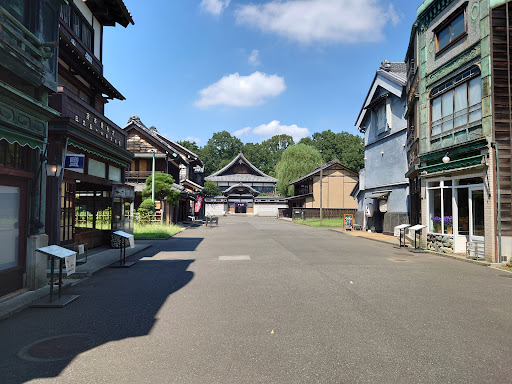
235 202 247 214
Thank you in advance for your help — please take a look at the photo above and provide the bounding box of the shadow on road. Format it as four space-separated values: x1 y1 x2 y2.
0 236 200 384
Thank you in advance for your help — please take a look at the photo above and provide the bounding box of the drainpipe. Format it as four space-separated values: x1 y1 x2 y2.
491 142 502 263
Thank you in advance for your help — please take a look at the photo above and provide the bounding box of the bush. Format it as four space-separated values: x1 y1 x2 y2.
138 199 155 212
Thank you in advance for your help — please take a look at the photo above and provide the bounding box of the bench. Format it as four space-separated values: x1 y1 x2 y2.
205 216 218 227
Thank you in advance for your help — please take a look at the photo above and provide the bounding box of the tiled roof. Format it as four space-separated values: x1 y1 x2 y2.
205 174 277 183
207 152 277 181
290 160 358 185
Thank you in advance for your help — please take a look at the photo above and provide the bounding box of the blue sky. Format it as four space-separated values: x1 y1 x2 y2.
102 0 422 145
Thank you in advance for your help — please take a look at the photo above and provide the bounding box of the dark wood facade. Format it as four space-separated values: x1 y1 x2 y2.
491 3 512 236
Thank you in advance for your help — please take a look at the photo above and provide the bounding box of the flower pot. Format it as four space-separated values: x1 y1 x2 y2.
446 226 453 234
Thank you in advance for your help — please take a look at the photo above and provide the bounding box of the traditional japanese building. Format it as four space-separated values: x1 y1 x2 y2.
352 60 410 233
205 153 286 216
46 0 134 249
289 159 358 212
0 0 62 296
123 115 204 223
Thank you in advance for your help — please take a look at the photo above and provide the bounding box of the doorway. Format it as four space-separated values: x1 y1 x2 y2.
235 203 246 214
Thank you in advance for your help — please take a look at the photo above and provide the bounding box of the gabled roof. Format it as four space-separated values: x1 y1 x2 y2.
289 160 358 186
206 152 277 182
181 178 203 192
84 0 134 27
355 60 407 130
123 115 202 166
222 183 260 197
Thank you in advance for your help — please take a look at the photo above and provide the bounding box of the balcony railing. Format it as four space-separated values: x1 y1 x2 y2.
0 5 56 77
49 86 127 148
126 171 164 182
59 20 102 75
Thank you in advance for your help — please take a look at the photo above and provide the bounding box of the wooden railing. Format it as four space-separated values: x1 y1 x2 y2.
126 171 164 182
59 20 103 74
0 5 55 70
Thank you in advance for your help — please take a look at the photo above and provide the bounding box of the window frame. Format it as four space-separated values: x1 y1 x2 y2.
434 7 467 55
430 67 481 137
59 4 94 52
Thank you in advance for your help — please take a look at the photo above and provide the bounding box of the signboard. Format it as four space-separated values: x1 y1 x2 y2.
379 199 388 213
64 154 85 171
344 214 353 230
64 254 76 276
235 202 247 207
113 185 135 199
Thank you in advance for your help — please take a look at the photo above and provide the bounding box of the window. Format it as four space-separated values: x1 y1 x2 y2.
60 5 94 52
431 69 481 136
88 159 105 178
374 103 386 134
436 10 466 52
109 165 121 182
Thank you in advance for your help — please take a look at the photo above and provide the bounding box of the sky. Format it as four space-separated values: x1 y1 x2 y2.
102 0 423 146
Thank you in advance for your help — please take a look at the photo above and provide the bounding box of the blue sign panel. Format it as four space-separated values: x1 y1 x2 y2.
235 203 246 207
65 154 85 170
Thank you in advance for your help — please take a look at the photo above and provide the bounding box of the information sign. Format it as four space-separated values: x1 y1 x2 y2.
344 214 353 230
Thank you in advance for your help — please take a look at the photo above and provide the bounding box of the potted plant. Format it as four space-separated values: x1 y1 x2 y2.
431 216 441 233
444 216 453 234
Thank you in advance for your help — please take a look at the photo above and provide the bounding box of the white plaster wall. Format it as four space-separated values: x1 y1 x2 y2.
205 203 225 216
501 236 512 262
255 204 287 217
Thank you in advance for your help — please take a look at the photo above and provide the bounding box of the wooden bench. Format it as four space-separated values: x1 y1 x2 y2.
205 216 218 227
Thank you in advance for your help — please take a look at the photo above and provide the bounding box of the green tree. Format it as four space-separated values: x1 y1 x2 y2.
142 173 180 205
177 140 200 154
203 180 219 197
275 144 322 197
298 130 363 171
243 134 294 176
201 131 243 175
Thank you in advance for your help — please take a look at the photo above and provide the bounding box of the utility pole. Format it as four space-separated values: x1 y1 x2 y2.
149 149 156 220
319 158 323 225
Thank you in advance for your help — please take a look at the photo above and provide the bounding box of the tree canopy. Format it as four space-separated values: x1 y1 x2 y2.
142 173 180 205
275 144 322 197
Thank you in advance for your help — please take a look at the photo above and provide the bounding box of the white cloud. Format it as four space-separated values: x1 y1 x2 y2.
184 136 201 144
195 71 286 108
235 0 400 44
200 0 230 16
234 120 310 142
248 49 261 66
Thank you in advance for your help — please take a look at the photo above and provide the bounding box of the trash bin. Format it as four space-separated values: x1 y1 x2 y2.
293 209 303 220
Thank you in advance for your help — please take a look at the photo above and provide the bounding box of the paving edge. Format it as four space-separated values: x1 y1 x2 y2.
0 244 152 321
329 229 491 267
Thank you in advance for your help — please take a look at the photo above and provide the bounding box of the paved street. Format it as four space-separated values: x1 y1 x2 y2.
1 216 512 383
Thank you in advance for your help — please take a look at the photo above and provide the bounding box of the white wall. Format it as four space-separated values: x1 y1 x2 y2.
254 204 287 217
206 203 225 216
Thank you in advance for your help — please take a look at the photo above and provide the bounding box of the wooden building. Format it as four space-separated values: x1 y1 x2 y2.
46 0 134 249
288 160 358 212
123 115 204 223
205 153 286 216
0 0 62 296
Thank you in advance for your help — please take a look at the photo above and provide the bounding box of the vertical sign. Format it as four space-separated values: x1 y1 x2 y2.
344 214 353 231
194 196 204 213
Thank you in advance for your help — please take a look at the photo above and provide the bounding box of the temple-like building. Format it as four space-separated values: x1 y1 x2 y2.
205 153 286 216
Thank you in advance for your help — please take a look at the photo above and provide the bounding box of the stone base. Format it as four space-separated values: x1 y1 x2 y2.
427 233 454 253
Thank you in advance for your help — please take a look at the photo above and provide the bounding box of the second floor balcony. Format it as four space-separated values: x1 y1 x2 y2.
49 86 127 149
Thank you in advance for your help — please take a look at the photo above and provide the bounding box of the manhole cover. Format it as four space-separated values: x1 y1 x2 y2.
498 274 512 279
18 334 98 362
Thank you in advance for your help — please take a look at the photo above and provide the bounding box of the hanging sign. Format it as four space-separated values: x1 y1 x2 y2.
194 196 204 213
64 154 85 171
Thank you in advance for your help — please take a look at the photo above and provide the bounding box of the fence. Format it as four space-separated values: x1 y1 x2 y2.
288 208 357 220
76 211 163 228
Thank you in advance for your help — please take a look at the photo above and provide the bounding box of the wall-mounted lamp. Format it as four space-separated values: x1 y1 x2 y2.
45 163 62 177
442 153 450 163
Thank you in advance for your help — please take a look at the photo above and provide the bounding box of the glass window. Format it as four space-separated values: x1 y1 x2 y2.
429 189 441 233
431 75 481 136
109 165 121 182
443 188 453 234
472 190 485 237
88 159 105 178
458 188 469 235
437 12 465 51
0 186 20 271
375 103 386 134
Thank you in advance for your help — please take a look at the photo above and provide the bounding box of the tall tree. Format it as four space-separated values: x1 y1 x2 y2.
275 143 322 196
201 131 243 175
243 134 294 176
177 140 200 154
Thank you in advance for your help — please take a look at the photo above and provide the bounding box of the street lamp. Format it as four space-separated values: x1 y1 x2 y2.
148 149 156 219
45 163 62 177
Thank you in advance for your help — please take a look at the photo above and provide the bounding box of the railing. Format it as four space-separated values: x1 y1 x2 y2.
59 20 102 74
49 86 127 148
126 171 164 183
0 6 55 70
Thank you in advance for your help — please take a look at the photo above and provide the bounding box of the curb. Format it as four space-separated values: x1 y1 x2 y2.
330 229 491 267
0 244 152 321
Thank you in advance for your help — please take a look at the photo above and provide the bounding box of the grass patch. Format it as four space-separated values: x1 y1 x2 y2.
294 218 344 227
498 263 512 273
134 223 183 239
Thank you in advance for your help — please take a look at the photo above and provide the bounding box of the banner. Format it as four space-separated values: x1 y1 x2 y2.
64 154 85 171
194 196 204 213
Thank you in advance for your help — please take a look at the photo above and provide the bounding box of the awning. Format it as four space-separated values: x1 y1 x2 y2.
418 155 484 175
0 126 45 150
366 190 391 199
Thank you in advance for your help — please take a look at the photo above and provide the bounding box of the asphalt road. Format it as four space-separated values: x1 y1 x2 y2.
1 216 512 383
